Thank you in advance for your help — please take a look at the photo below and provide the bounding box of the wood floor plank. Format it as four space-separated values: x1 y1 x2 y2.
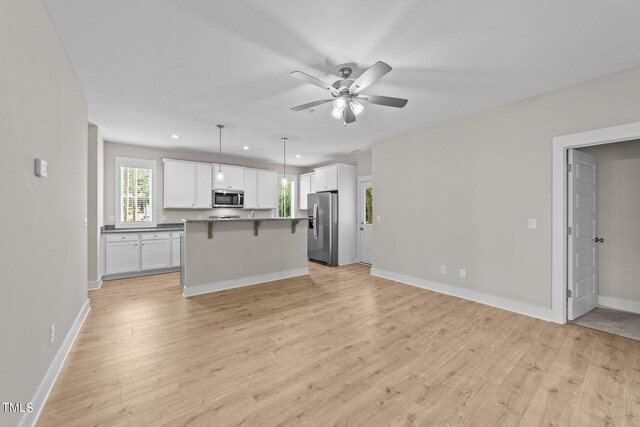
571 332 629 427
36 264 637 426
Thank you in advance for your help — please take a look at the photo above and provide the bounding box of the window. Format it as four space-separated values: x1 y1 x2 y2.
365 186 373 224
115 157 157 228
278 176 296 218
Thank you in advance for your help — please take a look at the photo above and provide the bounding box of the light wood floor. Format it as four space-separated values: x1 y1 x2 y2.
39 263 639 426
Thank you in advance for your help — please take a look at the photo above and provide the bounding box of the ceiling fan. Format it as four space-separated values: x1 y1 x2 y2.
289 61 408 124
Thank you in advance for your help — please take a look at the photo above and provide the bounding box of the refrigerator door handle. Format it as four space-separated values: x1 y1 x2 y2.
313 203 318 239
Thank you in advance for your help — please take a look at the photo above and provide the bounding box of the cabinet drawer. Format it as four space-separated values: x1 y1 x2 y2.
171 232 183 239
141 232 171 241
106 233 139 242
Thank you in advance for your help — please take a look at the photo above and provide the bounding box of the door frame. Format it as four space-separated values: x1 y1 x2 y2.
552 121 640 323
357 175 373 264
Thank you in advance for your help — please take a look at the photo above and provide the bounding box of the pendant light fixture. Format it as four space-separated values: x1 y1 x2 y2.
281 137 288 185
216 124 224 182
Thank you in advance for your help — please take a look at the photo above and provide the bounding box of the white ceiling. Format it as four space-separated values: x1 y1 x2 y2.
42 0 640 166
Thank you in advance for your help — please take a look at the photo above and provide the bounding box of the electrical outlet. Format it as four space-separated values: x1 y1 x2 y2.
50 324 55 344
528 218 537 229
109 215 115 222
161 215 167 221
459 268 466 279
440 265 447 274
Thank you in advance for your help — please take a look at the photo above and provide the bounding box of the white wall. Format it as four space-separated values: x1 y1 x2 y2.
103 141 307 224
87 124 104 285
580 140 640 306
372 65 640 313
0 0 88 425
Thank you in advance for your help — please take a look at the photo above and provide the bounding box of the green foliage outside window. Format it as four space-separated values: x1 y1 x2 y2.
120 166 152 223
278 179 293 218
365 186 373 224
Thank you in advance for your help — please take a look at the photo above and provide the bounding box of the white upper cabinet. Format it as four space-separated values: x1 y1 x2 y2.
257 170 278 209
214 164 245 190
195 163 213 208
243 168 258 209
164 159 212 209
299 172 314 210
314 165 338 192
164 160 196 208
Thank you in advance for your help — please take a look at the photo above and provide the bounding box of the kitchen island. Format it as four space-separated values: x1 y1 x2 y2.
181 218 309 296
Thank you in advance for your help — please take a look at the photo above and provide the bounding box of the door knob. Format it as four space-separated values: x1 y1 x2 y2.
594 237 604 243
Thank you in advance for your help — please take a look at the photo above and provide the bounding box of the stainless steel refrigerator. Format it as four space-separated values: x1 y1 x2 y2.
307 192 338 266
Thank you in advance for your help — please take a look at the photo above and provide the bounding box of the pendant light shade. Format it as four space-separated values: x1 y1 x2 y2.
216 124 225 181
281 137 288 185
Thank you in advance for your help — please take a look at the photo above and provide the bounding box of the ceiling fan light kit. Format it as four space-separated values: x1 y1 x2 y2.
290 61 408 125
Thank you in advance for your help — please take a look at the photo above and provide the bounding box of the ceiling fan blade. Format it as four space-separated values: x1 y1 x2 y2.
348 61 392 93
344 105 356 123
290 71 339 96
290 99 333 112
358 94 408 108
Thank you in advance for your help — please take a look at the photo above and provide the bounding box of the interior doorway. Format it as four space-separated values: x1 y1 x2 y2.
554 123 640 340
358 176 373 264
552 121 640 325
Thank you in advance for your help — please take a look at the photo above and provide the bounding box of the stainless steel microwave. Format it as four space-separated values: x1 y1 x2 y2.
213 190 244 208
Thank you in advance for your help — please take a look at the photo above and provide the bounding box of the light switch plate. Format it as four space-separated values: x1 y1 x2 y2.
109 215 115 222
376 216 381 223
528 218 537 229
34 158 47 177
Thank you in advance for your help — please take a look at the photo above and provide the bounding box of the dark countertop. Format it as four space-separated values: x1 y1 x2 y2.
101 223 184 234
183 217 309 223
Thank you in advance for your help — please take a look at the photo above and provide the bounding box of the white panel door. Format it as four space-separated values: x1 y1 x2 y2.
106 241 140 274
141 239 171 270
195 163 212 208
568 149 599 320
164 161 195 208
243 168 258 209
257 170 278 209
358 179 373 264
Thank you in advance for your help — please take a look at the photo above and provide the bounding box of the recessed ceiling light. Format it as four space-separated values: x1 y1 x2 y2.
295 154 302 158
171 134 180 139
242 146 250 150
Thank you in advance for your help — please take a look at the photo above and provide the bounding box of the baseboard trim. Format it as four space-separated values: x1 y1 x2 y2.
371 268 557 323
19 299 91 427
87 277 102 290
598 295 640 315
183 268 309 297
103 267 180 281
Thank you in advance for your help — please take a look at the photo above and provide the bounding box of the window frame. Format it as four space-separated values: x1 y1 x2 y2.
115 156 157 229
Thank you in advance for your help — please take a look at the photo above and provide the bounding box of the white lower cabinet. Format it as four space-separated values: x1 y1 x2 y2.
141 234 171 270
104 231 182 276
105 235 140 275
